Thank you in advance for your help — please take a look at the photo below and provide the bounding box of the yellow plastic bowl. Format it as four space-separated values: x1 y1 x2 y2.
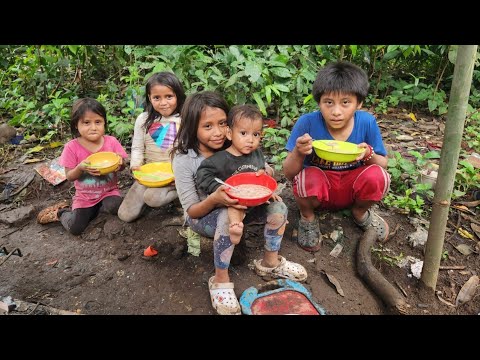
133 162 174 188
312 140 365 162
84 152 121 175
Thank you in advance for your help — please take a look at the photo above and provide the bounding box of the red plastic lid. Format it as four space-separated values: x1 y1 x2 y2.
250 290 320 315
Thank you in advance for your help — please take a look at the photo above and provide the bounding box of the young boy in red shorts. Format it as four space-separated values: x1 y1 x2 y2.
283 61 390 252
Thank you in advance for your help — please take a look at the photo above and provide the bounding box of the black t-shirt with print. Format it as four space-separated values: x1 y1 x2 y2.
196 149 265 195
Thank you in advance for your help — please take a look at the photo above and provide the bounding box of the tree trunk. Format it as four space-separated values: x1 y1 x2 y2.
421 45 478 291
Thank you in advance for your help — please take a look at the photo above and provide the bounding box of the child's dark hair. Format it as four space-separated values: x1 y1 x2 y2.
143 72 186 132
312 61 369 104
227 104 263 129
171 91 229 158
70 98 107 137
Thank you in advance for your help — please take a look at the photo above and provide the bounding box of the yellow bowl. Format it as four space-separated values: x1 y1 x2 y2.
312 140 365 162
84 152 121 175
133 162 174 188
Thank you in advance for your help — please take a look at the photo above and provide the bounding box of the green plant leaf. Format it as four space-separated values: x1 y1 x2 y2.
67 45 78 55
270 85 280 97
387 45 400 53
253 92 266 116
265 86 272 104
428 99 438 112
225 73 239 88
303 94 313 105
274 84 290 93
26 145 44 154
383 50 400 61
245 62 262 82
229 46 241 60
270 67 291 78
425 151 441 159
49 141 63 148
296 76 305 94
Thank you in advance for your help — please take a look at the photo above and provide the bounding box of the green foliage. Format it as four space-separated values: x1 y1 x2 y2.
455 160 480 194
371 246 404 267
97 93 135 143
408 150 441 167
389 80 448 115
365 94 400 114
0 44 478 149
464 106 480 153
5 44 480 215
262 127 291 171
385 150 440 215
441 250 449 261
387 151 417 192
108 115 133 143
385 147 480 213
383 189 426 215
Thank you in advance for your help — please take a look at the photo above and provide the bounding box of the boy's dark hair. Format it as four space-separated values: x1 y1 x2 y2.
143 72 186 132
227 104 263 128
172 91 230 158
70 98 107 137
312 61 369 104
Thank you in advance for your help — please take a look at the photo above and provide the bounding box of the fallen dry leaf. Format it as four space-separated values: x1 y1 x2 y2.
455 275 479 307
451 205 476 216
458 200 480 208
396 135 414 141
324 272 345 297
23 158 43 164
470 223 480 239
436 292 456 307
454 243 474 256
0 167 17 175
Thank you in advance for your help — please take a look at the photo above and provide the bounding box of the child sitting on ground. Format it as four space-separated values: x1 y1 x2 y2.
116 72 200 258
118 71 185 223
37 98 127 235
195 104 277 245
172 92 306 315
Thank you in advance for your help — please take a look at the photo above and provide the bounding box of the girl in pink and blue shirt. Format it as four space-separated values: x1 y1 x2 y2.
57 98 127 235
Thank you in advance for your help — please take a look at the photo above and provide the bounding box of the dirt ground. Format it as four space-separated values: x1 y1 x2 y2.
1 111 479 315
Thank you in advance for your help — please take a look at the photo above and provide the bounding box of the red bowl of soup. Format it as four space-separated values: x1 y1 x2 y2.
224 172 277 207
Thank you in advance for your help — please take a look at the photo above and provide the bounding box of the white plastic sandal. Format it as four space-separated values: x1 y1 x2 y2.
208 276 241 315
253 256 307 282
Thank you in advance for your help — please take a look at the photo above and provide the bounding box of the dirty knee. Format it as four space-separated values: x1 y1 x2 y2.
266 213 287 229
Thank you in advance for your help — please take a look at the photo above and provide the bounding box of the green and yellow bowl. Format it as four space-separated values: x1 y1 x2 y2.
83 151 121 175
312 140 365 162
133 162 174 188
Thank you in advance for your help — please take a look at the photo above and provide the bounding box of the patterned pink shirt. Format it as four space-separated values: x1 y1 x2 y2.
59 135 127 210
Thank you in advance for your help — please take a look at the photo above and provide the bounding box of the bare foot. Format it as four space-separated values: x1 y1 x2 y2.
229 222 244 245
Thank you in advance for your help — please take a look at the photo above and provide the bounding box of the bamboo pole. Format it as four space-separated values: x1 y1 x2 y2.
421 45 478 290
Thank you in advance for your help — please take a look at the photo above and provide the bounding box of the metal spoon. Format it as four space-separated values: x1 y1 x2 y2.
214 177 239 191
